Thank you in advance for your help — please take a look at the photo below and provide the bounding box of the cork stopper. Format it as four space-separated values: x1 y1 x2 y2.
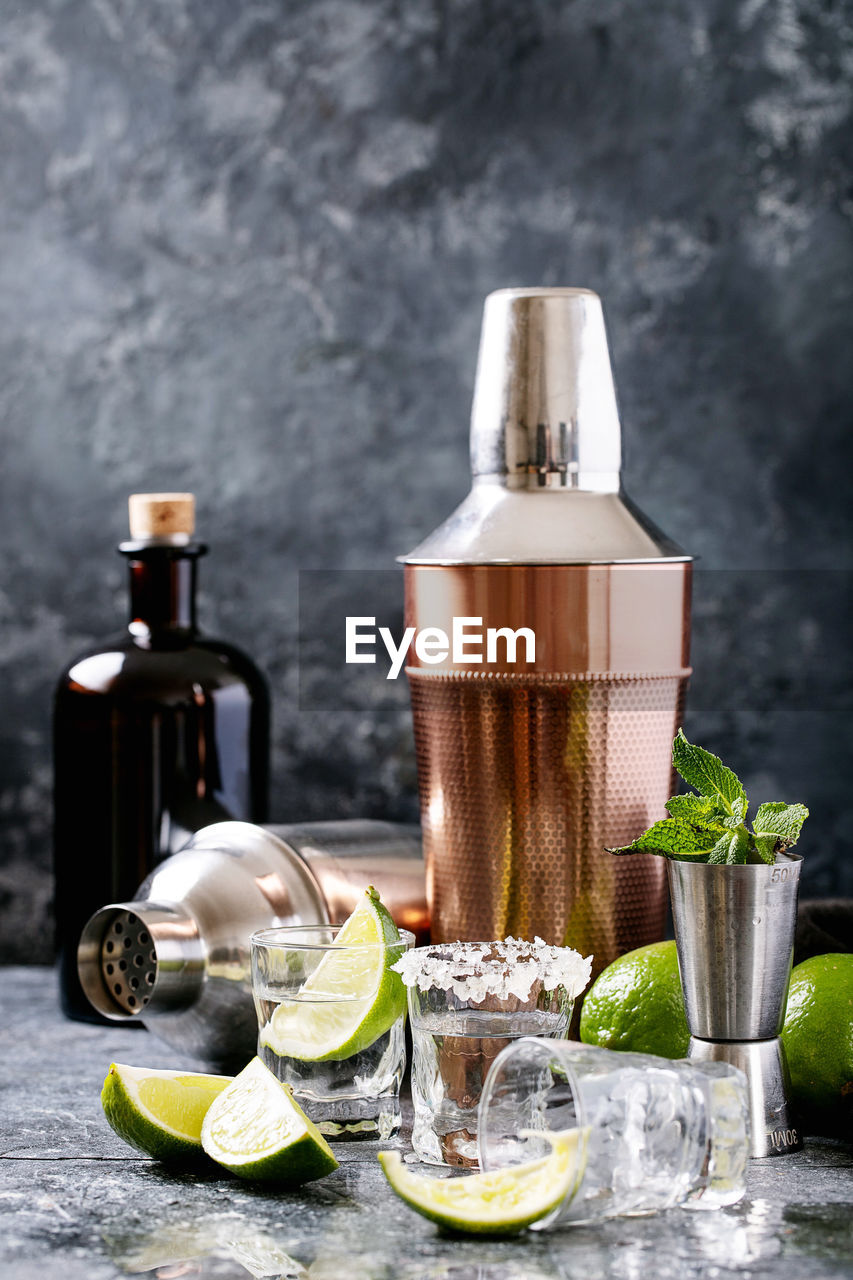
128 493 195 543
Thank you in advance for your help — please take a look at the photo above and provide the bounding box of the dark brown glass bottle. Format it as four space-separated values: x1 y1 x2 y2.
53 494 270 1022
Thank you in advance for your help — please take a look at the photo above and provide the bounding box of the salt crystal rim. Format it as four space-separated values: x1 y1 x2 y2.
391 937 593 1003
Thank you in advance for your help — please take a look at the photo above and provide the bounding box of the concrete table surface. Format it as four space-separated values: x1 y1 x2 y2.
1 967 851 1280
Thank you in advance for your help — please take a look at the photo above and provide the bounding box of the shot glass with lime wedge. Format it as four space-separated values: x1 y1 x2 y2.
252 887 414 1140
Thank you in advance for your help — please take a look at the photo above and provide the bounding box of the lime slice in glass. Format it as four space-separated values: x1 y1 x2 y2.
378 1130 584 1236
200 1056 338 1184
101 1062 232 1159
258 886 407 1062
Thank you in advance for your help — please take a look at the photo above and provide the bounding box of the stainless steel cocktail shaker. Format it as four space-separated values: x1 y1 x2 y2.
403 289 692 976
77 820 426 1068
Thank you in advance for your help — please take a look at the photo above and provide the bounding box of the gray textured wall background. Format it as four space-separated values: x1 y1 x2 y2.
1 0 851 960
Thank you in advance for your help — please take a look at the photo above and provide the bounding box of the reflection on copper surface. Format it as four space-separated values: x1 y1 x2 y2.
406 563 690 674
406 564 691 978
302 854 430 944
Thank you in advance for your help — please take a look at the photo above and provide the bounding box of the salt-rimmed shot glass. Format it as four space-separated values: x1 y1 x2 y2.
478 1042 750 1226
252 924 414 1141
392 939 592 1166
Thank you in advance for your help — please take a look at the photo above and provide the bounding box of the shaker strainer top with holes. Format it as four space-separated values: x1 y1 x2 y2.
76 819 425 1067
100 911 157 1013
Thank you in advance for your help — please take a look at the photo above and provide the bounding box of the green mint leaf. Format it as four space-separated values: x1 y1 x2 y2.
607 819 726 860
665 794 725 823
672 729 748 817
730 797 748 823
707 834 736 864
728 827 751 864
752 833 778 865
753 802 809 852
707 830 749 865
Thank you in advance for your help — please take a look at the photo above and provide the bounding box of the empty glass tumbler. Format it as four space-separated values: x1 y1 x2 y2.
252 924 414 1140
393 939 592 1166
478 1041 750 1226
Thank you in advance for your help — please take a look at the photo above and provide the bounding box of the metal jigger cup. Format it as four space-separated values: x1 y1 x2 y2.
667 854 803 1158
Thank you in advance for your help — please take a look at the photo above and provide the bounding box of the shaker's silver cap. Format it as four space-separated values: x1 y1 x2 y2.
403 287 689 565
471 287 621 490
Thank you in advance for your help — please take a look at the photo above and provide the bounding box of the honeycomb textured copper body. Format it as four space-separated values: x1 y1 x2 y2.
405 563 691 977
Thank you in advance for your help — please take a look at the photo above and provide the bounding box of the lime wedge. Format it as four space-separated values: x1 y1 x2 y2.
258 885 407 1062
378 1131 584 1236
200 1057 338 1184
101 1062 232 1159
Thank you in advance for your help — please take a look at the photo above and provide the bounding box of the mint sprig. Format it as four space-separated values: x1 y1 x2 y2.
606 729 808 866
613 818 726 860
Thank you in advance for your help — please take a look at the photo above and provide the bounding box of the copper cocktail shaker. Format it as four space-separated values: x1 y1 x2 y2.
402 288 691 976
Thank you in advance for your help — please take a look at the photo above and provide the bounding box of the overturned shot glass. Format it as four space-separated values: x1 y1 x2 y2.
478 1041 750 1226
393 939 592 1166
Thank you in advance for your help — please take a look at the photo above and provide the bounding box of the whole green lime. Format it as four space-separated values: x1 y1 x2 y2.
579 940 690 1058
781 953 853 1131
